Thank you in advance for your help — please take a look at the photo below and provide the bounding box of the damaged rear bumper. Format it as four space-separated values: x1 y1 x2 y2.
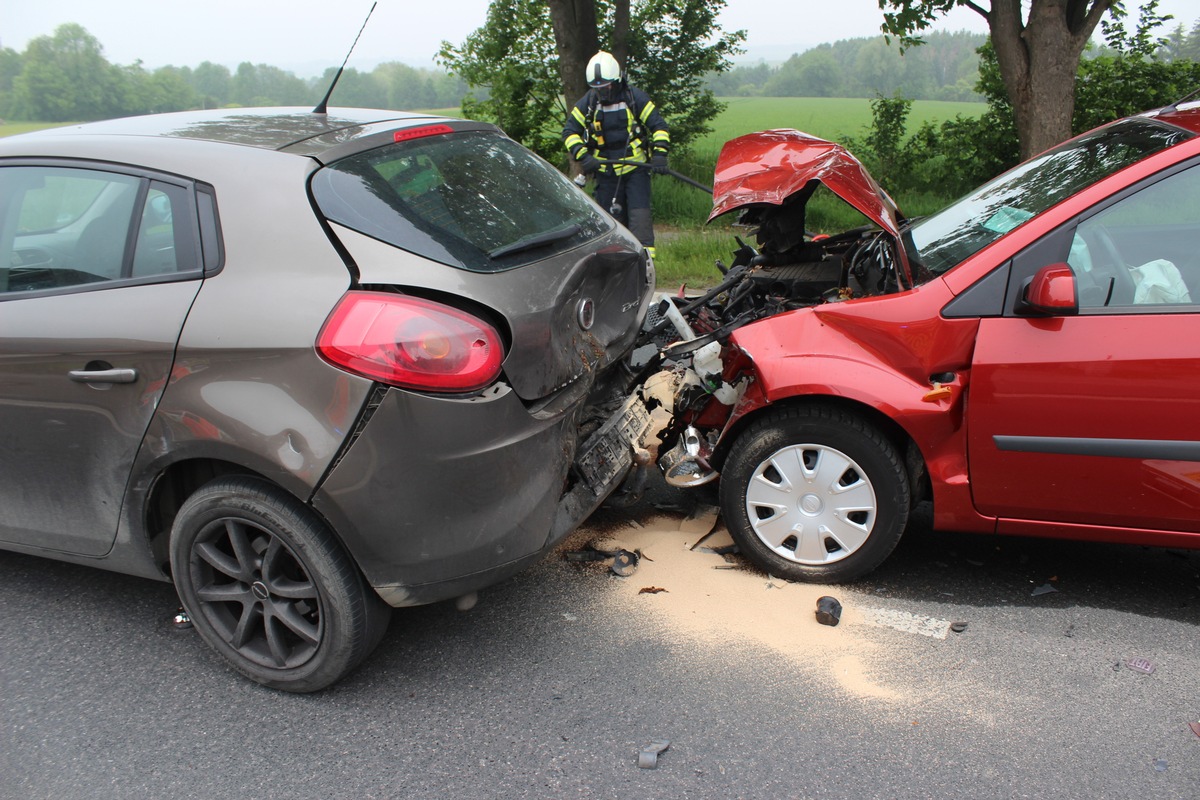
312 375 651 608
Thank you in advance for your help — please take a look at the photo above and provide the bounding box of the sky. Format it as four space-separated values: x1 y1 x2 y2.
4 1 1198 77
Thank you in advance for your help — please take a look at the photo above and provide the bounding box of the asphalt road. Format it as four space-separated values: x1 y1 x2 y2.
3 481 1199 800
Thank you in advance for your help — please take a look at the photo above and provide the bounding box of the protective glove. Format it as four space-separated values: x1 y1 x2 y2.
651 151 669 174
578 154 602 175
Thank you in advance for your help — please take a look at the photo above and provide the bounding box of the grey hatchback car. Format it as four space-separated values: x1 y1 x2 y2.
0 108 654 691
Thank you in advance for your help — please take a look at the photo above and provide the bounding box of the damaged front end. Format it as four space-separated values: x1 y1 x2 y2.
634 129 923 487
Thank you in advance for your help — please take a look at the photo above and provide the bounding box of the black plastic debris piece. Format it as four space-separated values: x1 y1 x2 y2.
950 621 968 633
1064 623 1076 638
815 596 842 627
698 543 740 556
611 549 639 577
1125 657 1156 675
564 549 610 563
1030 583 1058 597
638 739 671 769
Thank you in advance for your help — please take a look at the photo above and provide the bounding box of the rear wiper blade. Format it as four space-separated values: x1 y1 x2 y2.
489 223 580 259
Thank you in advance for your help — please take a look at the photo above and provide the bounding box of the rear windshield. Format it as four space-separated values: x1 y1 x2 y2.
312 130 612 272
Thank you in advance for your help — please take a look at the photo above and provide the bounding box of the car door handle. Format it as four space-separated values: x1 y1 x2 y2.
68 367 139 384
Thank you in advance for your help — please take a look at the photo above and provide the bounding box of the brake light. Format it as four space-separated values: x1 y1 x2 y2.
393 124 454 142
317 292 503 392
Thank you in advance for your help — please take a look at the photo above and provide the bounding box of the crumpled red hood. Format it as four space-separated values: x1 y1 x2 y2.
707 129 903 238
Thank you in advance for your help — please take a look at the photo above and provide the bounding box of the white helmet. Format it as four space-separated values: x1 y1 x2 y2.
586 51 621 88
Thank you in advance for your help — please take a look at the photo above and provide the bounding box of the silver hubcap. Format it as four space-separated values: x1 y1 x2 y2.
745 443 877 566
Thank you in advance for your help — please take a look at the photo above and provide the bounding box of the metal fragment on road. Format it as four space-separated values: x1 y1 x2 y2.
637 739 671 769
611 549 639 577
172 608 193 629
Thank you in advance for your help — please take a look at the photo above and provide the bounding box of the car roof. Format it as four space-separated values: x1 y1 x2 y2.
1 107 473 160
1147 101 1200 135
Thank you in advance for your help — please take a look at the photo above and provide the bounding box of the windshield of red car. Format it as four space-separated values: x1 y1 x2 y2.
906 119 1194 275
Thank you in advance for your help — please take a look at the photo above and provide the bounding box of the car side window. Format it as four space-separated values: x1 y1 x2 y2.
1069 164 1200 311
0 166 198 295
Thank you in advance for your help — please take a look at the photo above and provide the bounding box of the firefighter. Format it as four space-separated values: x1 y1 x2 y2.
562 50 670 258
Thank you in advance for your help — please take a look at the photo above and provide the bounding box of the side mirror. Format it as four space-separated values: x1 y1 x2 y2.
1019 263 1078 316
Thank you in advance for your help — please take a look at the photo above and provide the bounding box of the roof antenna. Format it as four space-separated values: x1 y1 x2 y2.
313 1 378 115
1160 86 1200 115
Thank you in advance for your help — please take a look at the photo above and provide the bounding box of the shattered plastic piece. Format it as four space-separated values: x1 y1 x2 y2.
699 544 740 556
639 587 668 595
950 621 968 633
611 550 639 577
1154 759 1168 772
1031 583 1058 597
815 596 842 627
172 608 193 630
564 549 610 562
637 739 671 769
1125 657 1156 675
680 505 721 543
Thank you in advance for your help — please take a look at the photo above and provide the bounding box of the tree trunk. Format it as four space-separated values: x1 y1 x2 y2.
548 0 599 111
987 0 1115 160
612 0 631 66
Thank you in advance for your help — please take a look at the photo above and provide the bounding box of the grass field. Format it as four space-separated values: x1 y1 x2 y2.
704 96 984 145
0 121 76 137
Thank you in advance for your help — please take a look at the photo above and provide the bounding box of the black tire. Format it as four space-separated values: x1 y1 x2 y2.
170 476 391 692
719 405 909 584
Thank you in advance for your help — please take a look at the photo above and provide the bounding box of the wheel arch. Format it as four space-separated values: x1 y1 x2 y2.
714 394 931 506
141 458 270 576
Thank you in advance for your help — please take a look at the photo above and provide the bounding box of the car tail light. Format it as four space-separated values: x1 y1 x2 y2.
317 292 503 392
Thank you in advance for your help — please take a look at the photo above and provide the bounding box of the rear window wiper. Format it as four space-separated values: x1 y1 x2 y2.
488 223 580 259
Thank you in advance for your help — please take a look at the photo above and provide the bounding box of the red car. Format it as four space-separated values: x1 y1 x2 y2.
643 101 1200 584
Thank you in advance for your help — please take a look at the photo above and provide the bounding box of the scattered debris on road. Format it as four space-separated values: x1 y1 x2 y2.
816 596 843 627
1125 657 1156 675
638 739 671 769
611 549 639 577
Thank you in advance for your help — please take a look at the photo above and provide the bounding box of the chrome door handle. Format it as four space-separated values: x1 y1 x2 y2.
68 367 138 384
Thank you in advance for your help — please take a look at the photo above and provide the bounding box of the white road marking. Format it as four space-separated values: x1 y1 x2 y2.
860 607 951 640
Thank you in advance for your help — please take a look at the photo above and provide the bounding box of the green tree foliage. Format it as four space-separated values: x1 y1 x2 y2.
625 0 744 150
708 32 985 101
438 0 564 158
438 0 744 162
10 24 122 121
859 3 1200 202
